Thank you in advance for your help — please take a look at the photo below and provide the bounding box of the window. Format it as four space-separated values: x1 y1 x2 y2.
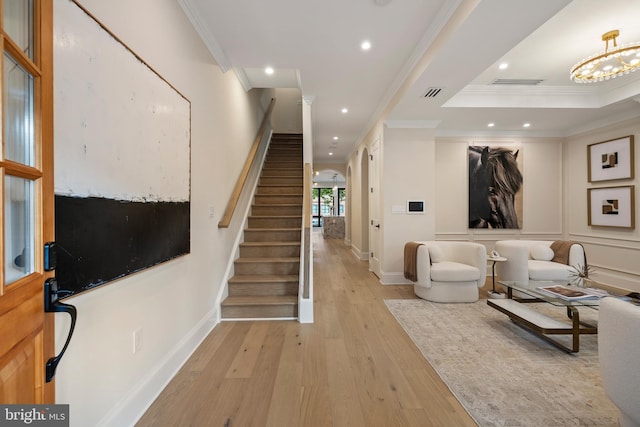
312 187 345 226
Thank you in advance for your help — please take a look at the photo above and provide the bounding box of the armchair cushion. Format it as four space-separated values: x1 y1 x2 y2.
430 261 481 282
528 260 572 281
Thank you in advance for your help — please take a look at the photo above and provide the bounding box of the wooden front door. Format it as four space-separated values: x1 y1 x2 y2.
0 0 54 403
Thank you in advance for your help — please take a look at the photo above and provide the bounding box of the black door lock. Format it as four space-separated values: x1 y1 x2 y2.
44 278 77 382
44 242 57 271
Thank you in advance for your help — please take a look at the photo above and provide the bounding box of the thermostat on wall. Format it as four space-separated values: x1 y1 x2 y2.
407 200 425 214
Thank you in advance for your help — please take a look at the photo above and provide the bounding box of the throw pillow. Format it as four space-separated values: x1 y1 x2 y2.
531 245 554 261
429 246 444 263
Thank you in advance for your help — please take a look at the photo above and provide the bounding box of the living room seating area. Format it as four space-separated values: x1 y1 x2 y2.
405 239 588 303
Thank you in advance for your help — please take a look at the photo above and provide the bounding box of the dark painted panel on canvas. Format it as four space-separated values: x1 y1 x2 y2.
55 196 190 297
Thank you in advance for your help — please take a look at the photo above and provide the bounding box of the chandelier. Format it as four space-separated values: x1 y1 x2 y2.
570 29 640 83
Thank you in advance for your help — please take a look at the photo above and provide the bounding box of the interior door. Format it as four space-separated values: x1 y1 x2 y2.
0 0 54 403
369 138 381 277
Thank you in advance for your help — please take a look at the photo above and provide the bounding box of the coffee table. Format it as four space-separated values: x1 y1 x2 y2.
487 280 605 353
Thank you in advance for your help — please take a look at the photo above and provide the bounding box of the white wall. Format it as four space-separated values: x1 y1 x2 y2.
53 1 267 426
380 127 436 283
314 162 347 179
271 88 302 134
347 137 378 260
566 118 640 292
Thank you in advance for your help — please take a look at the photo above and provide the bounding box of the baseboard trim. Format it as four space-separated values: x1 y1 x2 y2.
380 272 412 285
97 307 219 427
350 244 369 261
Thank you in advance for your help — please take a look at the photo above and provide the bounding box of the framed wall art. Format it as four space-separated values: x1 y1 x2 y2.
468 145 523 229
587 185 635 229
587 135 634 182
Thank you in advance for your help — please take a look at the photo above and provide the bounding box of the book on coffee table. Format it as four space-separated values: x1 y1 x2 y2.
536 285 601 300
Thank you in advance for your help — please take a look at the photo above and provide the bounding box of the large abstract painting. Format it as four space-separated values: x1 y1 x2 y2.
468 145 523 229
53 0 191 296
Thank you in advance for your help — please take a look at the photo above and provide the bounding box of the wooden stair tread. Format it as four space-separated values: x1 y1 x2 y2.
248 215 301 219
253 196 303 199
254 193 303 195
240 241 301 247
245 227 301 231
235 257 299 263
254 203 302 209
222 295 298 306
229 274 299 283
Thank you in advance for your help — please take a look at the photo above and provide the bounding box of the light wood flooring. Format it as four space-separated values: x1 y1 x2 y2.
136 231 481 427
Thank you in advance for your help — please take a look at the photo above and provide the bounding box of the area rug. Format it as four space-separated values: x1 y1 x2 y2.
384 299 619 427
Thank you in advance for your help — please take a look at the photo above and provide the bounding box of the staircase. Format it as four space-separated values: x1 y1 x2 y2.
221 134 303 319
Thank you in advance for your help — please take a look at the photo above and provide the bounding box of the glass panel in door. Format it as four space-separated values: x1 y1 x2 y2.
3 0 34 60
4 52 35 167
4 175 35 285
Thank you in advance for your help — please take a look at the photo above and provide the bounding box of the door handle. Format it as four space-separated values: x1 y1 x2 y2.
44 278 77 382
374 224 380 229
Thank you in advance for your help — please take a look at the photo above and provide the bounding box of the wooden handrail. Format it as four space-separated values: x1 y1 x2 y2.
218 98 276 228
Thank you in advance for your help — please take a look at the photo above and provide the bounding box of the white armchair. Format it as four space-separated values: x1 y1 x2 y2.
598 297 640 427
411 241 487 303
494 240 585 283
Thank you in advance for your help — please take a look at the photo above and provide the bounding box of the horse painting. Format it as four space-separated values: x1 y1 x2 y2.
468 145 522 229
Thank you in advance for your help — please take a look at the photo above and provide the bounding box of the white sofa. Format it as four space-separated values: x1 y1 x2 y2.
412 241 487 303
494 240 585 283
598 297 640 427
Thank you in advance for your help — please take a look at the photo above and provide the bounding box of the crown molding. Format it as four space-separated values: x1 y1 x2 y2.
233 68 252 91
177 0 232 72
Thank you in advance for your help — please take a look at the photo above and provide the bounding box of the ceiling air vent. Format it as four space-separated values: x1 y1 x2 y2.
422 87 443 98
491 79 544 86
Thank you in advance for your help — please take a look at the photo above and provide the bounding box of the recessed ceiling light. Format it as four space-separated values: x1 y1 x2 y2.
499 63 508 70
265 66 274 75
329 152 334 156
361 40 371 51
333 136 339 140
341 108 348 114
488 123 495 127
523 123 531 128
315 171 319 176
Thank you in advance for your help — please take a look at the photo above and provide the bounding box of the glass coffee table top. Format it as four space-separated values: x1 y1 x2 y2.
498 280 612 308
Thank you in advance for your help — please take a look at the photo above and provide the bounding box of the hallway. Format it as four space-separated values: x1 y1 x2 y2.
136 231 477 426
